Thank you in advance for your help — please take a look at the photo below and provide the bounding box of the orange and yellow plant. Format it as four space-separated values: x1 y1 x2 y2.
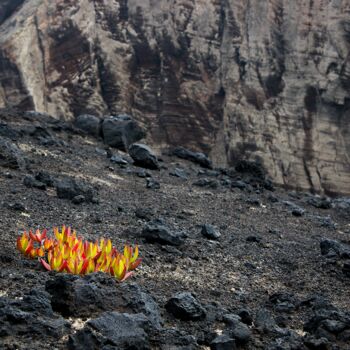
16 226 141 282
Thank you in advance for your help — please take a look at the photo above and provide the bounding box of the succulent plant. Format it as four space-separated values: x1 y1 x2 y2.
16 226 141 281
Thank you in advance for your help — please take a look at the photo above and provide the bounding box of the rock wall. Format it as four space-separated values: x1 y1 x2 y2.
0 0 349 195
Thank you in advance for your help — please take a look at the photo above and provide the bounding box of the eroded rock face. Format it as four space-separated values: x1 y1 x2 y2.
0 0 349 194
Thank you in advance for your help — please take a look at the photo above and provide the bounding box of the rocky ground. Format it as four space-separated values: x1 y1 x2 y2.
0 108 350 350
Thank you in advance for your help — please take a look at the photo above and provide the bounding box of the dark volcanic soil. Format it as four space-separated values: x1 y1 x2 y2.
0 108 349 350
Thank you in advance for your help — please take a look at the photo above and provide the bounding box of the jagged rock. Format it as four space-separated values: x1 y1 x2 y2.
102 115 145 151
169 167 188 179
129 143 159 170
210 335 236 350
68 312 152 350
23 174 46 190
46 274 162 328
142 222 185 246
231 180 247 190
223 314 252 344
7 202 26 211
74 114 102 137
55 177 96 203
135 207 154 221
307 197 332 209
35 171 55 187
157 328 198 349
72 194 85 204
110 154 128 165
255 309 289 336
0 289 70 339
0 137 25 169
304 304 350 341
172 147 212 169
320 239 350 259
237 309 253 325
193 178 219 189
201 224 221 240
165 292 206 321
146 178 160 189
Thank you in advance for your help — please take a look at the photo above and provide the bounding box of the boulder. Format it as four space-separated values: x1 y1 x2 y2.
172 147 212 169
129 143 159 170
74 114 102 137
0 137 25 169
102 115 145 150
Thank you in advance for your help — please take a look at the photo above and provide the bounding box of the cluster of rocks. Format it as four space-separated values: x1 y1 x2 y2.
2 273 349 349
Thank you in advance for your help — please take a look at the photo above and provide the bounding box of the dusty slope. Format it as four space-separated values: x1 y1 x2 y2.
0 108 350 349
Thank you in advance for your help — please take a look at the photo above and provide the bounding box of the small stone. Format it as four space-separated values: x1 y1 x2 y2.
210 334 236 350
8 202 26 212
246 235 262 243
23 175 47 190
169 168 188 179
72 195 85 205
237 309 253 325
142 223 185 246
165 292 206 320
110 154 128 165
193 178 219 189
292 207 305 216
146 178 160 189
201 224 221 240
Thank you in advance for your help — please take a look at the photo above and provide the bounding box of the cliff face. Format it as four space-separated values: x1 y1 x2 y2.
0 0 349 195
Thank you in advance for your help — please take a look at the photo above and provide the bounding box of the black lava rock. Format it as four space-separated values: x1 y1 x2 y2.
102 115 145 151
142 223 185 246
172 147 212 169
55 177 96 203
0 137 26 169
146 178 160 189
201 224 221 240
74 114 102 137
35 171 56 187
23 174 46 190
72 195 85 204
110 154 128 165
320 239 350 259
210 334 236 350
169 167 188 179
223 314 252 344
68 312 152 350
129 143 159 170
193 178 219 189
165 292 206 320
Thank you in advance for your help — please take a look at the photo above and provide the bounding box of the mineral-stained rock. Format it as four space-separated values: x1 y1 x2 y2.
0 1 349 194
